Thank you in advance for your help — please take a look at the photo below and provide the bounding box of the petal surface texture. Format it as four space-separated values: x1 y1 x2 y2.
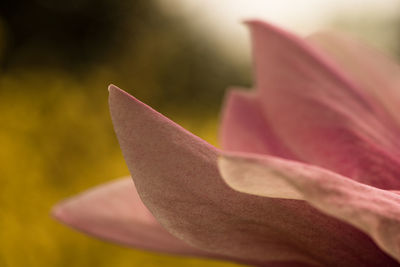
52 177 213 257
307 31 400 125
108 85 398 266
247 20 400 189
220 89 298 160
219 152 400 264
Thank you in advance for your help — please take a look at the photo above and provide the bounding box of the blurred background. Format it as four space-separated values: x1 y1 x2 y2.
1 0 400 266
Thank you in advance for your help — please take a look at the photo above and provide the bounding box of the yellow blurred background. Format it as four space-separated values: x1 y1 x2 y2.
1 0 400 266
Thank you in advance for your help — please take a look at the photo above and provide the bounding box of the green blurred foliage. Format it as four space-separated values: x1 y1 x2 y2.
0 0 249 266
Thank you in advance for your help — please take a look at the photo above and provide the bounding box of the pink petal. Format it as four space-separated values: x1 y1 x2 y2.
219 88 298 160
247 20 400 189
218 152 400 264
52 177 213 257
108 84 397 266
307 31 400 126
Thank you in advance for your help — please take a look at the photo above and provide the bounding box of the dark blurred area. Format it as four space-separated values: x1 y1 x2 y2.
0 0 249 112
0 0 133 71
0 1 248 267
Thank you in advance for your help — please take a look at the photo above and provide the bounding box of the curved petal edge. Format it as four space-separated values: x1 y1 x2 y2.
218 152 400 263
51 177 214 258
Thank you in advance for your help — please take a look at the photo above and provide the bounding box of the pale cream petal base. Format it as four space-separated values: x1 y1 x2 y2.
219 152 400 263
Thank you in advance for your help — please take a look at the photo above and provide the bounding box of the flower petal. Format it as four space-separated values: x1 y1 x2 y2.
219 88 298 160
108 85 397 266
219 152 400 264
247 20 400 189
307 31 400 125
52 177 213 257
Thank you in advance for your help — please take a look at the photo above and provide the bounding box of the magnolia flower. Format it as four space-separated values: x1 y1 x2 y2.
52 20 400 266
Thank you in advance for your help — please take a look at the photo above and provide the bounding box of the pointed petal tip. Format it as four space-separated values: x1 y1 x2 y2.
243 19 272 31
243 19 290 35
108 84 124 96
243 19 268 26
108 84 144 107
108 83 122 93
50 203 62 220
51 195 87 229
108 84 135 100
50 200 73 226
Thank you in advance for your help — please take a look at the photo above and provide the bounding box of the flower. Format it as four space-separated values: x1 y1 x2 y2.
51 20 400 266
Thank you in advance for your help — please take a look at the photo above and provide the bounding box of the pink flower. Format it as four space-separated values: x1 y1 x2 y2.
52 20 400 266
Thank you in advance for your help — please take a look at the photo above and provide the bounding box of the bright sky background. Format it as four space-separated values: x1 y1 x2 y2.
158 0 400 62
